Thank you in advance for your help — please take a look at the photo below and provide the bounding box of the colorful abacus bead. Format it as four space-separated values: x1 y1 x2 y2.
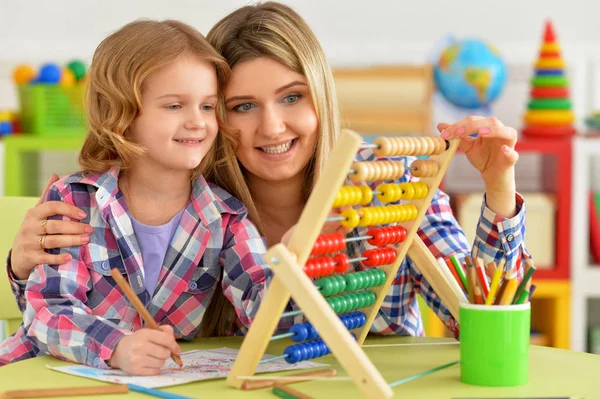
410 159 439 178
362 247 397 267
316 275 347 296
373 137 447 157
367 226 407 246
289 312 366 343
340 208 360 229
289 322 318 342
333 186 373 207
344 269 386 291
304 256 336 278
311 232 345 255
333 253 350 273
349 160 405 182
284 339 330 363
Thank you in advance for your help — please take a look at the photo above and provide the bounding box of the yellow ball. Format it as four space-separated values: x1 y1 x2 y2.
12 65 35 85
60 68 76 86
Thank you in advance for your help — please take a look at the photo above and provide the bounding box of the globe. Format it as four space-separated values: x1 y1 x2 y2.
434 38 507 110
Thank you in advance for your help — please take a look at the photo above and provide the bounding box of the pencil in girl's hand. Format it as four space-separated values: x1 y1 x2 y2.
110 268 183 369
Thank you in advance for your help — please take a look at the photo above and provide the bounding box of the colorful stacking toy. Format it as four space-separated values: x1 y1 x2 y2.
522 21 575 137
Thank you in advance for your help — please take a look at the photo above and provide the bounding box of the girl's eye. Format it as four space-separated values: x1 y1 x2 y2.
283 94 301 104
202 105 215 111
233 103 255 112
167 104 182 110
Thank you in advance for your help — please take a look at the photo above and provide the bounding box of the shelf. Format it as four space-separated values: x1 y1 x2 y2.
577 266 600 296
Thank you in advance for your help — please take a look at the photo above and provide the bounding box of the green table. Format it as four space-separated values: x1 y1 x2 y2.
3 135 84 196
0 336 597 398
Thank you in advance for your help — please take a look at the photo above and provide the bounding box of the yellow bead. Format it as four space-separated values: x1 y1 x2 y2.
340 208 360 229
359 185 373 205
376 184 394 203
399 183 415 200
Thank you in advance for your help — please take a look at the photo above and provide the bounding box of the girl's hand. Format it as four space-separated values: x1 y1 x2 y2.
109 325 181 375
438 116 519 217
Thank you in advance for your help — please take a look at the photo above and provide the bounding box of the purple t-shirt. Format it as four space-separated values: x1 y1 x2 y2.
130 208 185 295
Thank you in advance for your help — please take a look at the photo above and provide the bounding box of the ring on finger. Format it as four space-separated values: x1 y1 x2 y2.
39 235 47 250
41 219 48 235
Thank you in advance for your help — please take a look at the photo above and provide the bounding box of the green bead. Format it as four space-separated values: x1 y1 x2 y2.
335 276 346 294
319 278 334 297
345 274 359 292
366 291 377 305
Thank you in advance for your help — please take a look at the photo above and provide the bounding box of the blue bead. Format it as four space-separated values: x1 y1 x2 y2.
304 343 315 360
298 344 310 362
307 324 318 340
321 341 330 356
284 346 302 364
290 324 308 342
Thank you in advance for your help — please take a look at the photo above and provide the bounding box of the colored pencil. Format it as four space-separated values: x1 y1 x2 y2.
1 385 128 399
240 369 337 390
110 269 183 368
128 384 196 399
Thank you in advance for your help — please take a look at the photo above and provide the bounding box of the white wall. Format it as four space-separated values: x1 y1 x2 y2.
1 0 600 126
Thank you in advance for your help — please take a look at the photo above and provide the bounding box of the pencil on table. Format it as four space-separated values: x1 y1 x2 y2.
272 384 314 399
110 268 183 368
240 369 337 390
1 385 128 399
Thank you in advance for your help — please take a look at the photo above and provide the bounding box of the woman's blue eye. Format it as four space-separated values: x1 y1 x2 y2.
202 105 214 111
233 103 255 112
283 94 300 104
167 104 181 110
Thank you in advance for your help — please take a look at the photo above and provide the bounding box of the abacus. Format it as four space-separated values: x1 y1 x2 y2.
227 129 461 398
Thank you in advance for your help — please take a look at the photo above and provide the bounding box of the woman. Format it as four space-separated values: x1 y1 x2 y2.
6 2 527 338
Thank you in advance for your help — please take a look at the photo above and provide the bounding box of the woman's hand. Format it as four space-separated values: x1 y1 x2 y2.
438 116 519 218
10 174 92 280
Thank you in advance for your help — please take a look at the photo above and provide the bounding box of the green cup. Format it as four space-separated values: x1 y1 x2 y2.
460 302 530 386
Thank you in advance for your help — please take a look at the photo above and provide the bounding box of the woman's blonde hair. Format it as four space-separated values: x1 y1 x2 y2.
79 19 231 180
200 2 341 337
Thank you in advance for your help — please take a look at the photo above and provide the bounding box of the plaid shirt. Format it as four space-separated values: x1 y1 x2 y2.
3 147 527 366
0 167 271 368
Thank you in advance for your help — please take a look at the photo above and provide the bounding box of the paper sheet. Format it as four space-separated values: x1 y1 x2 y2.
48 347 326 388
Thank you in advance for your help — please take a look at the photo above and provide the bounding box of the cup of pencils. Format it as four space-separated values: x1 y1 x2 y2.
443 255 536 387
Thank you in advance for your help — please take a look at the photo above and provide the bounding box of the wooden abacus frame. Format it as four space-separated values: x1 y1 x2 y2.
227 129 461 398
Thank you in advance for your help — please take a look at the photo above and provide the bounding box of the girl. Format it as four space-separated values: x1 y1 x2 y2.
7 2 527 341
0 19 272 375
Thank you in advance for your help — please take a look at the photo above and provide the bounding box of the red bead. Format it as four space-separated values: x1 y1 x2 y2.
311 233 345 255
334 254 350 273
362 248 397 267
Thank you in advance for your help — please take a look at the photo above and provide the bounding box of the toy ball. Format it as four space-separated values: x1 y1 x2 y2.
38 63 62 84
12 65 36 85
67 60 87 81
0 121 12 135
60 68 76 86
